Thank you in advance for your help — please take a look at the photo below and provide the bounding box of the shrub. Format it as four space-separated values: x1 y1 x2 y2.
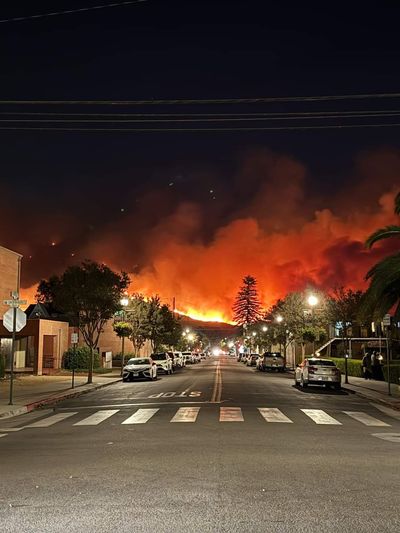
329 357 363 378
383 363 400 385
62 346 101 370
0 354 5 378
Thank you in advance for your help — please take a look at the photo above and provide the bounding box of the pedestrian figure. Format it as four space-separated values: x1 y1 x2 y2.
371 351 384 380
362 353 372 380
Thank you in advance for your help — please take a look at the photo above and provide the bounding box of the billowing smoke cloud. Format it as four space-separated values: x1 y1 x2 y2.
16 147 400 322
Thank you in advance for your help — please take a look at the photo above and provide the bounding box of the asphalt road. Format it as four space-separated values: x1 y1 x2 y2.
1 356 399 533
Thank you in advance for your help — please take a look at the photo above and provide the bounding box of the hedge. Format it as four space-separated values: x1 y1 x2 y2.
383 363 400 385
0 354 5 379
329 357 363 378
62 346 101 370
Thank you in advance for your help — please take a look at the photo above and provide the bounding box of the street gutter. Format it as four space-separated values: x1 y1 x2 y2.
0 378 121 419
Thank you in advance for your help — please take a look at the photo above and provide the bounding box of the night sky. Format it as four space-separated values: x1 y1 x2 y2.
1 1 400 320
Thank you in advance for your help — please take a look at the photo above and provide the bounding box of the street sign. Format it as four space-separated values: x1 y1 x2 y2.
3 308 27 332
71 333 78 344
383 314 391 327
3 299 27 308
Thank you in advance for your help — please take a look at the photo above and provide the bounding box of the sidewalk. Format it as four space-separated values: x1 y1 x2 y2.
0 371 121 419
342 375 400 410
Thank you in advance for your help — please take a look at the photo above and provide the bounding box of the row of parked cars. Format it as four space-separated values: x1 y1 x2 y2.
122 351 207 382
238 351 342 389
238 351 286 372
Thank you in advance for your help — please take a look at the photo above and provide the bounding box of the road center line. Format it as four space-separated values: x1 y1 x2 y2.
211 361 222 403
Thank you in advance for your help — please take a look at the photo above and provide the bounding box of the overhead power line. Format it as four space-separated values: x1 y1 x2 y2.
1 92 400 105
2 112 400 123
2 123 400 133
0 0 148 24
1 110 400 118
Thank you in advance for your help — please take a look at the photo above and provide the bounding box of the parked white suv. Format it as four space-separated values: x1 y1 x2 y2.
168 351 185 368
182 351 194 364
295 358 341 390
151 353 174 375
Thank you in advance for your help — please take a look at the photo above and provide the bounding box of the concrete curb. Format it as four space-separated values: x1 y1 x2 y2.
0 378 121 419
342 385 400 411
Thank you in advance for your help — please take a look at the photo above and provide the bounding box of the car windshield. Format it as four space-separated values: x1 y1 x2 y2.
127 358 150 365
308 359 335 366
151 354 167 361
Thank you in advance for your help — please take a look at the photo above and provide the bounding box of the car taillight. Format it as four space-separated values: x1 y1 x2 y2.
308 366 317 374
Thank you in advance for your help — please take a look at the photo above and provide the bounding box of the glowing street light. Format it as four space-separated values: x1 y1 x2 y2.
276 315 283 323
252 331 257 337
120 297 129 307
307 294 319 307
262 325 268 332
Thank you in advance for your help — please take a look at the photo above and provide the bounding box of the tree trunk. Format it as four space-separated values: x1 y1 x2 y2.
87 346 94 384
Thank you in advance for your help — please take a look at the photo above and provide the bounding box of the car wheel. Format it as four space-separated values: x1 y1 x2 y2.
334 383 341 390
123 377 128 382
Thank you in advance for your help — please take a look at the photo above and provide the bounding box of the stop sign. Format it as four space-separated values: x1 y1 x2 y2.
3 308 27 332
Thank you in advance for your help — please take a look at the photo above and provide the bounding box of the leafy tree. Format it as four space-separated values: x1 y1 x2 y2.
144 296 181 351
280 290 328 360
123 294 150 354
113 321 133 371
232 275 262 327
37 261 130 383
328 287 364 352
363 192 400 319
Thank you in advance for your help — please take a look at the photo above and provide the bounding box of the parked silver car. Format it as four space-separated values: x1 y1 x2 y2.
259 352 285 372
294 358 341 390
122 357 157 381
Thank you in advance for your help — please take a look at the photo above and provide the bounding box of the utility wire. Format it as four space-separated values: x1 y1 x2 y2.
1 93 400 105
2 113 400 123
0 0 148 24
1 110 400 118
2 123 400 132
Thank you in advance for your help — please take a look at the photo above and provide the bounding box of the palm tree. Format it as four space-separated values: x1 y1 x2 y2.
363 192 400 319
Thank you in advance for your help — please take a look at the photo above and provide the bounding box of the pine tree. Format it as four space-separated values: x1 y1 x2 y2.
232 275 262 326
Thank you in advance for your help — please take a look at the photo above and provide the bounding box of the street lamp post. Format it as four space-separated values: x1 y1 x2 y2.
120 297 129 376
307 295 319 356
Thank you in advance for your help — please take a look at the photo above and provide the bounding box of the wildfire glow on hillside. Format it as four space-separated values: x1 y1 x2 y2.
16 148 400 322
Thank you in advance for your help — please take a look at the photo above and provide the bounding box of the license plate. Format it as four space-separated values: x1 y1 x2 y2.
133 372 139 377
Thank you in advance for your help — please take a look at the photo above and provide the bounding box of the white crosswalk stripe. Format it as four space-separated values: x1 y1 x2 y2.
258 408 293 423
0 434 7 438
171 407 200 423
122 408 159 424
4 407 395 429
343 411 390 427
220 407 244 422
301 409 342 425
25 412 78 428
74 409 119 426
